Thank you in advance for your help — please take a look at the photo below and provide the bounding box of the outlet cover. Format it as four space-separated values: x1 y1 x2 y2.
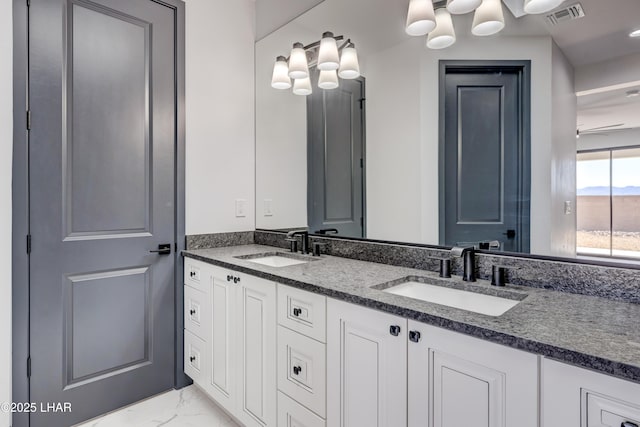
564 201 572 215
235 199 247 217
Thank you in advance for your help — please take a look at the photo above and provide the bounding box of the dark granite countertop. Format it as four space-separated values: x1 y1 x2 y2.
183 244 640 384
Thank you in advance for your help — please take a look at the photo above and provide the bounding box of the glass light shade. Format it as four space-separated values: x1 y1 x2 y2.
472 0 505 36
427 8 456 49
317 32 340 71
405 0 436 36
288 42 309 79
523 0 564 14
630 29 640 38
338 46 360 79
271 56 292 89
446 0 482 14
293 77 312 96
318 70 339 90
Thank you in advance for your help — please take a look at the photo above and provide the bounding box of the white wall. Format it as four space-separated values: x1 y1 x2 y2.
575 52 640 94
184 0 256 235
549 42 577 257
1 0 12 425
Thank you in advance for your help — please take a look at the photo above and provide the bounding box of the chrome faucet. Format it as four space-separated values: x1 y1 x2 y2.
286 230 310 254
451 246 476 282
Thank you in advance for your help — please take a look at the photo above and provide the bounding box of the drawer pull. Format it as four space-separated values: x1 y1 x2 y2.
389 325 401 336
293 366 302 375
189 356 196 362
189 309 196 315
293 308 302 317
622 422 639 427
409 330 421 343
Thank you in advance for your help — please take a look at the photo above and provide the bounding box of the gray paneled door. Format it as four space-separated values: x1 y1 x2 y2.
441 63 530 253
29 0 177 425
307 75 365 237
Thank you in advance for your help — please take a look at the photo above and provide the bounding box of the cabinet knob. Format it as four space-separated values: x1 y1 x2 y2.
189 309 196 315
293 308 302 317
622 422 639 427
227 275 232 282
233 276 240 284
190 271 195 277
389 325 401 336
189 356 196 362
409 330 421 343
293 366 302 375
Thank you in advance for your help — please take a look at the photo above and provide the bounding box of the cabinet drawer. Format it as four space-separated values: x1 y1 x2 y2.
184 285 209 341
184 258 208 293
278 391 326 427
585 390 640 427
278 326 326 417
278 284 326 342
184 329 207 385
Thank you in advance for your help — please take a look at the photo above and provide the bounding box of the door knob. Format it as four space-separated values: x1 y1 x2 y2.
149 243 171 255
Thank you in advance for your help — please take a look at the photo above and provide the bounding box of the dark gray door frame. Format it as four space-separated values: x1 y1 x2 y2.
11 2 188 425
438 60 531 253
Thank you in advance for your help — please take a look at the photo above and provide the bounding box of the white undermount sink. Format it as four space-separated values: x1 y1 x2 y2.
382 281 521 316
241 254 310 268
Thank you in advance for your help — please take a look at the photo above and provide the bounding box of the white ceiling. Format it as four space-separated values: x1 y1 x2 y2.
256 0 640 131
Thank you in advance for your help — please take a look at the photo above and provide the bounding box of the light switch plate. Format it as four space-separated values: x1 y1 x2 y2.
235 199 247 217
264 199 273 216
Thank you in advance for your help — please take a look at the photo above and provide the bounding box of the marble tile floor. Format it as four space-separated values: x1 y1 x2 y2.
75 386 239 427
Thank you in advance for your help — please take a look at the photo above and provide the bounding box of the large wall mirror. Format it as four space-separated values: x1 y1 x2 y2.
255 0 640 259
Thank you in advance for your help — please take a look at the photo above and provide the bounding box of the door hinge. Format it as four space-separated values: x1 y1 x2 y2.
358 98 366 109
26 110 31 130
26 235 31 254
360 158 363 168
27 356 31 378
360 217 364 227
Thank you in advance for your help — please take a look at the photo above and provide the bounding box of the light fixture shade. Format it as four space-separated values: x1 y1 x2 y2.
472 0 505 36
288 42 309 79
523 0 564 14
271 56 292 89
338 46 360 79
317 32 340 71
446 0 482 14
318 70 339 90
293 77 312 96
405 0 436 36
427 8 456 49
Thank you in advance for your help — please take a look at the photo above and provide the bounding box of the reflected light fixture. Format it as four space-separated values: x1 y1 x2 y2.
446 0 482 15
427 7 456 49
523 0 565 14
271 32 360 95
472 0 505 36
630 29 640 38
406 0 436 36
270 56 292 89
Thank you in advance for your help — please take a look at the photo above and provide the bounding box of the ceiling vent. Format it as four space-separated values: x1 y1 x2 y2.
545 3 585 26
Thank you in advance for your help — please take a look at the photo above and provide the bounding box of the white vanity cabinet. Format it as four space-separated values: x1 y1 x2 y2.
542 358 640 427
327 299 539 427
183 259 276 427
407 320 538 427
327 298 408 427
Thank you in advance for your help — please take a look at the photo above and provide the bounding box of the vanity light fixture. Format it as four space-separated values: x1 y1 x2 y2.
523 0 565 14
271 32 360 95
446 0 482 15
630 29 640 38
472 0 505 36
406 0 437 36
407 0 507 50
427 7 457 49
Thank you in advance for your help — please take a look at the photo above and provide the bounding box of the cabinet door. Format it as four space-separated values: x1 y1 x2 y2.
327 299 407 427
408 321 538 427
542 358 640 427
236 274 277 427
205 271 237 413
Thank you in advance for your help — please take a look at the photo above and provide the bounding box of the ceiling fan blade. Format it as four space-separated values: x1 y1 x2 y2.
581 123 625 132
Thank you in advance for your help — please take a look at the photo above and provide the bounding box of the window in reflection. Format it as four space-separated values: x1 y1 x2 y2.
577 147 640 259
